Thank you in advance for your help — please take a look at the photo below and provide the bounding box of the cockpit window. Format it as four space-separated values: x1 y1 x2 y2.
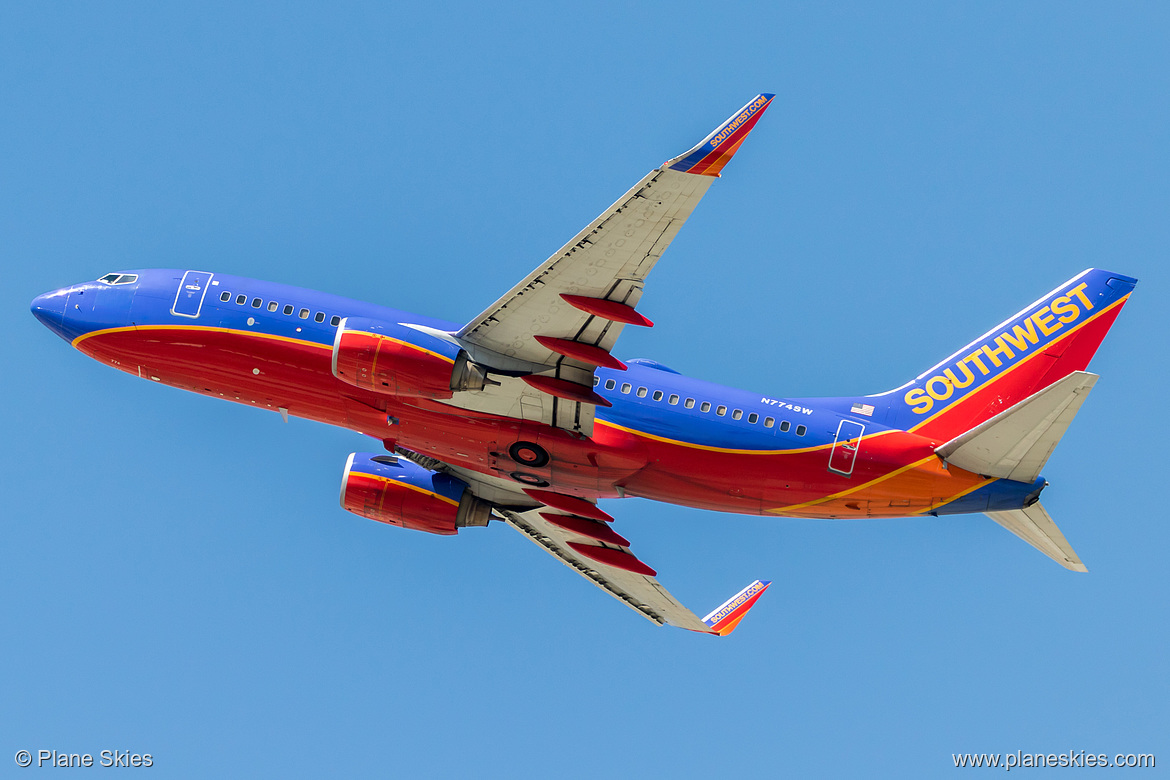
97 273 138 285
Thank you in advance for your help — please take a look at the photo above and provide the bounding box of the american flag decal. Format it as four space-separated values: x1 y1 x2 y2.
851 403 875 417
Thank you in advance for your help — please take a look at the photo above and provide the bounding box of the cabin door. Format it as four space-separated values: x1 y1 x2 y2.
828 419 865 476
171 271 214 318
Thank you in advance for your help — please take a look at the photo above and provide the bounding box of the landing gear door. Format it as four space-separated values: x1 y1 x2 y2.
172 271 214 318
829 419 865 476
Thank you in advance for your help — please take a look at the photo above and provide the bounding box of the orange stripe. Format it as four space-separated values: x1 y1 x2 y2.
767 454 938 514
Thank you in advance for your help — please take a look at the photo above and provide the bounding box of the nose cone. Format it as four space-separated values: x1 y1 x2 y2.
30 288 69 331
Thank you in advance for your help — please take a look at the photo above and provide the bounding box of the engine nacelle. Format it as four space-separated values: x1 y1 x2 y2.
331 317 489 398
340 452 492 535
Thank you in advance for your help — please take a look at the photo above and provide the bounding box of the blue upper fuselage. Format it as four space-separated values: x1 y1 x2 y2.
30 268 1050 515
30 268 891 451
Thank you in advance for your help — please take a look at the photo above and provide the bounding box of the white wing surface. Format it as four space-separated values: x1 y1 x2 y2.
444 94 775 435
397 449 771 634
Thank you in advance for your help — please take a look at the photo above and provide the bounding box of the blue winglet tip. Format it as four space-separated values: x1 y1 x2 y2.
666 94 775 176
701 579 772 636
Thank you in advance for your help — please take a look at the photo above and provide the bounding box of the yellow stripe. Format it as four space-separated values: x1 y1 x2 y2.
596 419 899 456
72 324 333 351
348 330 456 365
359 471 460 506
907 294 1130 433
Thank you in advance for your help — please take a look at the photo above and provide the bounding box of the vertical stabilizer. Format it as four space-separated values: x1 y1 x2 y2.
880 269 1136 442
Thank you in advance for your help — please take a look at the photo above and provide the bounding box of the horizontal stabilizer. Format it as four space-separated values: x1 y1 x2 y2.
936 371 1098 482
986 502 1086 572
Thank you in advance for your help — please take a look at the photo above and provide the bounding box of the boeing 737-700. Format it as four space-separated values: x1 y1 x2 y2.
30 94 1137 634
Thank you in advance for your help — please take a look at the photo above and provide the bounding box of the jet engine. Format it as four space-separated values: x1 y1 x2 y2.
340 452 492 535
331 317 490 398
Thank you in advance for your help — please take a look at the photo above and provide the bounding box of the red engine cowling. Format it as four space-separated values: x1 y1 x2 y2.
331 317 489 399
340 453 492 535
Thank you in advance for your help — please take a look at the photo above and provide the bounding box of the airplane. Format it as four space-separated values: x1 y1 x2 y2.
30 93 1137 636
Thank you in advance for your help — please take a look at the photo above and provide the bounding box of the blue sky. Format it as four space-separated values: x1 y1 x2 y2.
2 2 1166 777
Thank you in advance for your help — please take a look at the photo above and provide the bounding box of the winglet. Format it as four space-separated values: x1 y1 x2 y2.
701 579 772 636
666 93 775 177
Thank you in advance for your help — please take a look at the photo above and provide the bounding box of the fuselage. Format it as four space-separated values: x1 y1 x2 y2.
31 269 1040 519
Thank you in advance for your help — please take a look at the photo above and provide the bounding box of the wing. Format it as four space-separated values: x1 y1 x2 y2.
502 503 771 634
445 94 775 435
398 448 770 634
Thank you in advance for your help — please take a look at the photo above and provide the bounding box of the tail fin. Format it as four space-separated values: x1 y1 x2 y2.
881 269 1136 441
986 502 1086 572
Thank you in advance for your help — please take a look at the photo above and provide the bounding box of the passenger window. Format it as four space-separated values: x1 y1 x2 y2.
716 405 727 416
593 376 600 386
621 383 632 394
236 294 247 305
732 409 743 420
251 297 262 308
636 387 647 398
764 416 774 428
748 412 759 424
605 379 616 390
314 311 325 323
796 425 807 436
282 304 293 315
780 421 791 432
299 308 310 319
330 316 341 326
652 390 663 401
220 291 231 302
684 398 695 409
267 301 278 312
668 394 679 405
700 401 711 412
